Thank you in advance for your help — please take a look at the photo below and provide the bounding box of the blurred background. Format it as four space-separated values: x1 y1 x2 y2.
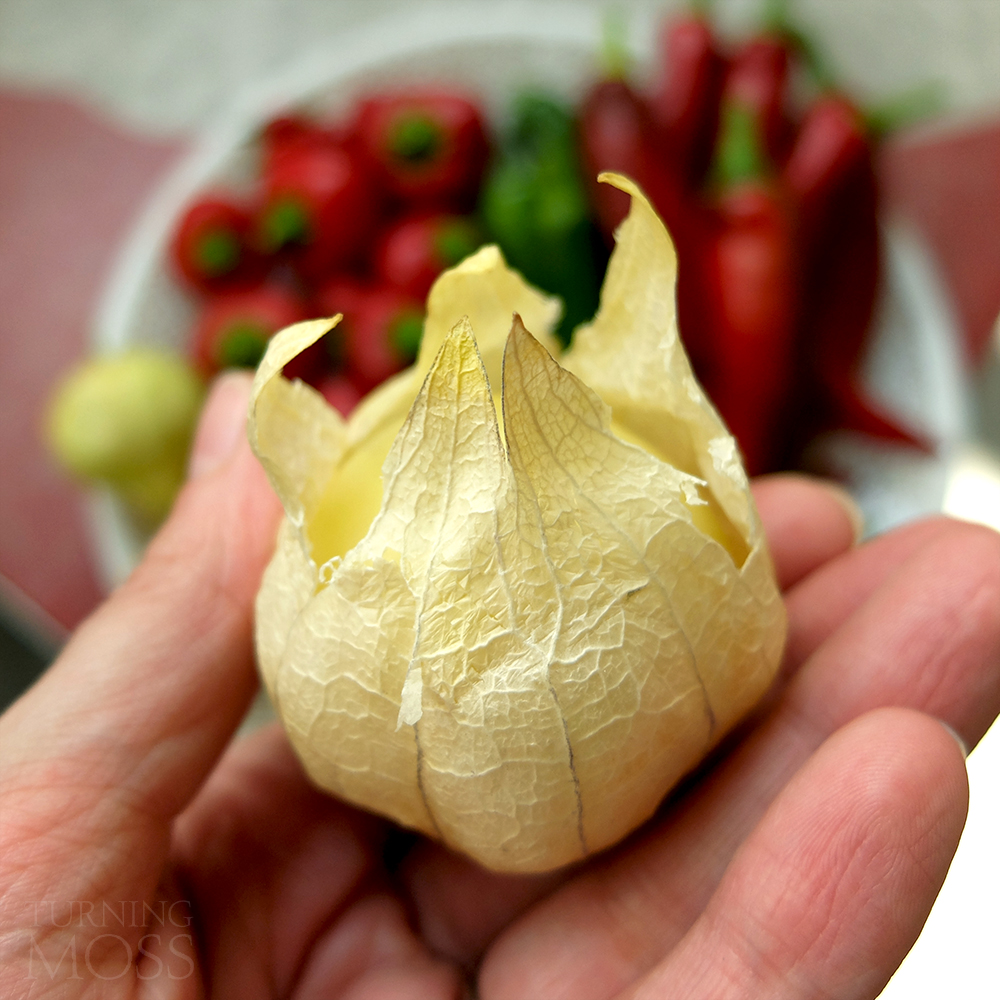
1 1 998 996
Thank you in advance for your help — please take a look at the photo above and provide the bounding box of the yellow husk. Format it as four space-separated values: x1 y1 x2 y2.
249 174 786 873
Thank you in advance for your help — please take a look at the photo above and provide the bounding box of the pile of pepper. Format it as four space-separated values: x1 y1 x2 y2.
169 4 928 473
171 89 490 415
577 7 929 473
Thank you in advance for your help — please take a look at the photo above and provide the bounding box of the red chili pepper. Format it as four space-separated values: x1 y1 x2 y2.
578 78 692 238
170 195 265 294
721 36 793 165
191 284 309 378
699 103 798 476
373 211 482 300
352 89 489 208
648 12 727 187
704 186 797 475
783 96 930 453
578 76 716 376
316 279 424 392
257 133 381 283
316 372 364 418
580 78 655 239
783 94 870 251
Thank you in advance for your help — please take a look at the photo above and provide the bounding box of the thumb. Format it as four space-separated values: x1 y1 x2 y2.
0 371 282 906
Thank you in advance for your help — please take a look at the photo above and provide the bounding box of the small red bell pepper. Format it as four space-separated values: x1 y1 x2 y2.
170 195 265 294
316 279 424 392
352 89 489 208
191 284 309 378
260 115 328 169
648 11 727 187
257 132 381 282
373 211 482 300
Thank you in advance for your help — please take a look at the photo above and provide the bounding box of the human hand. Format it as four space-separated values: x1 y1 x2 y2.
1 372 997 1000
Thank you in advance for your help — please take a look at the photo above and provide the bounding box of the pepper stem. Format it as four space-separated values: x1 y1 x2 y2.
761 0 837 91
259 198 310 251
217 325 270 369
711 100 769 188
391 311 425 362
195 229 241 276
599 8 631 80
389 114 443 164
434 219 481 267
864 81 946 137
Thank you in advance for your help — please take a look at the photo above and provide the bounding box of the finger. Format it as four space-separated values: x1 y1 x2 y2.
293 895 463 1000
172 724 386 998
400 843 561 966
788 519 1000 751
782 515 958 676
133 870 200 989
617 710 968 1000
398 474 865 963
750 474 862 590
0 373 282 909
476 518 1000 1000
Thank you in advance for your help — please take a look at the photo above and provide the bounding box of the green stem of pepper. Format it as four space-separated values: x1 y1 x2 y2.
863 81 947 138
711 100 770 189
388 114 444 164
599 9 631 80
259 198 311 251
194 229 241 276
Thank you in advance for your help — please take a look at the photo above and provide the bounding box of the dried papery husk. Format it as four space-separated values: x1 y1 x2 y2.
249 175 786 873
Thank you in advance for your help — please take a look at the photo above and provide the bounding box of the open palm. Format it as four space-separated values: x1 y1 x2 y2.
3 374 998 1000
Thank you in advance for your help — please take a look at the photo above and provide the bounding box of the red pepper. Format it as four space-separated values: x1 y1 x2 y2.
578 78 698 241
578 76 717 377
352 89 489 209
579 78 659 239
784 94 870 251
316 279 424 392
721 36 793 165
170 195 265 294
260 115 328 169
257 132 381 283
316 372 364 418
783 96 930 453
703 186 797 475
648 12 727 187
191 284 310 378
699 103 798 476
373 211 482 300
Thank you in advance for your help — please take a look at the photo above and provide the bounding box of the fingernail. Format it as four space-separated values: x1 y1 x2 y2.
188 372 254 479
820 481 866 543
940 721 970 759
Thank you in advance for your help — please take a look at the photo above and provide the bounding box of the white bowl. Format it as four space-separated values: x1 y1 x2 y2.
90 1 969 587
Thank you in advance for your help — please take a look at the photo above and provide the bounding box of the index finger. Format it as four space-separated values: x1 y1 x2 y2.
751 473 863 590
0 373 281 905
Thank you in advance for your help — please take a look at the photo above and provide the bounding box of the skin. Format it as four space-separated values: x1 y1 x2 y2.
1 371 998 1000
